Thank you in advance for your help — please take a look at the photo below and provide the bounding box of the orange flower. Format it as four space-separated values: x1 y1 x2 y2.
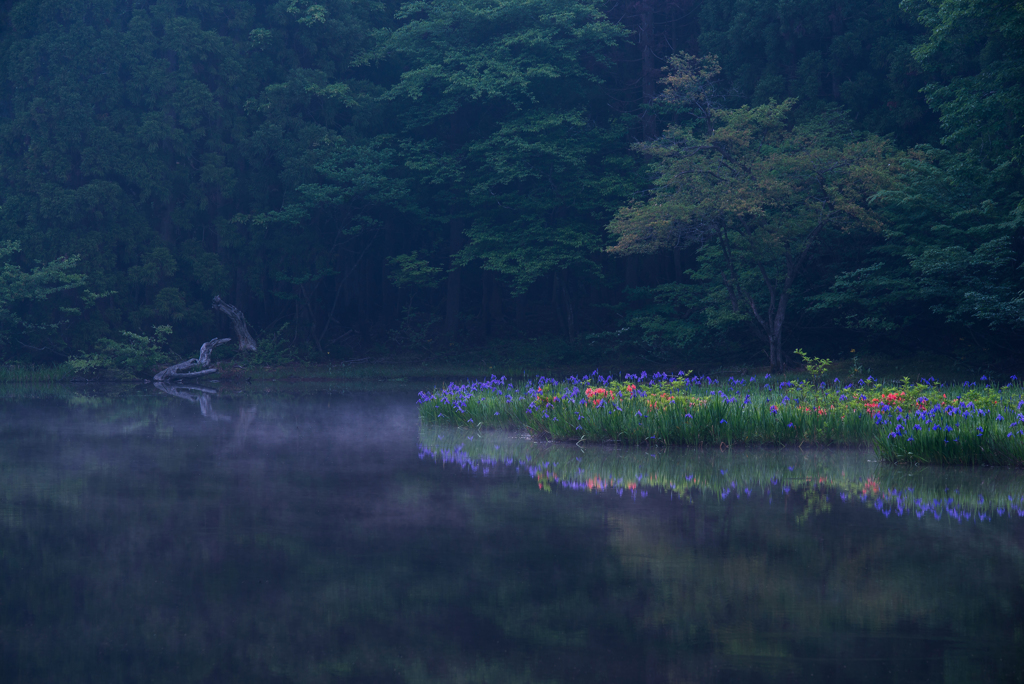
584 387 617 406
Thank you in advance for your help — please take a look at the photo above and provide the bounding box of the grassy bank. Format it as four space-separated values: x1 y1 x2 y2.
0 336 1006 386
418 371 1024 465
0 359 518 385
0 364 78 383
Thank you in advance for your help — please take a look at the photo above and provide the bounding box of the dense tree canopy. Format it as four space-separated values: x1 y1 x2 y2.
0 0 1021 370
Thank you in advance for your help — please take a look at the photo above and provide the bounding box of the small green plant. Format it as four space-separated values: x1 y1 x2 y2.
69 325 174 378
388 307 441 350
248 323 298 366
793 348 832 381
387 253 443 289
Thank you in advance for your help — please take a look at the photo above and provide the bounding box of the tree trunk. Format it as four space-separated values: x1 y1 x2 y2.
381 219 396 328
768 331 783 373
626 255 639 289
444 218 463 339
490 281 503 326
766 291 789 372
829 2 845 100
552 272 567 337
213 295 257 352
560 269 575 342
550 270 576 342
234 266 248 321
481 270 491 337
639 0 658 141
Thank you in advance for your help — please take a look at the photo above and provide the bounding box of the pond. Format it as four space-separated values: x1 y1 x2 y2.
1 386 1022 683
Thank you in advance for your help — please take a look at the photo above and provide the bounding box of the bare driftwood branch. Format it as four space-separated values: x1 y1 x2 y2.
213 295 257 352
153 337 231 382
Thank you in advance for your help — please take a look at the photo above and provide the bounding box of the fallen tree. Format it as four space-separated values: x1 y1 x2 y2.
213 295 257 352
153 337 231 382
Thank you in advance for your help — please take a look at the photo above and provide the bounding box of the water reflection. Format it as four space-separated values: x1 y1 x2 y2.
0 390 1022 682
420 428 1024 522
153 381 228 420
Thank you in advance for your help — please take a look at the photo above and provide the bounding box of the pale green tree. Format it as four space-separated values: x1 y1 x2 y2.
609 54 896 370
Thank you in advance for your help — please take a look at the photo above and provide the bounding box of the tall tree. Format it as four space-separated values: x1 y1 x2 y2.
0 0 391 355
0 0 255 351
813 1 1024 357
608 54 895 370
902 0 1024 167
812 146 1022 346
377 0 631 339
697 0 938 145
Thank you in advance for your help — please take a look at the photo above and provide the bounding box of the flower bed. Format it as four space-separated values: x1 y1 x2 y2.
418 371 1024 465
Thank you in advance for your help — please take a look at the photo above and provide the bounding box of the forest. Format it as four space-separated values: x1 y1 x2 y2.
0 0 1021 373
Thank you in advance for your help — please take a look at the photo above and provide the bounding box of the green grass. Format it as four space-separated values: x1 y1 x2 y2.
0 364 78 383
418 371 1024 465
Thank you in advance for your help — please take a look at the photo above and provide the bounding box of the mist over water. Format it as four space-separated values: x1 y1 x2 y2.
1 388 1023 682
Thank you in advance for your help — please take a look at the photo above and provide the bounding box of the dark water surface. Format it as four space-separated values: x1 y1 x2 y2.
1 387 1023 683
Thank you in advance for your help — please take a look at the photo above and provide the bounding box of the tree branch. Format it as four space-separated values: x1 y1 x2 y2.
153 337 231 382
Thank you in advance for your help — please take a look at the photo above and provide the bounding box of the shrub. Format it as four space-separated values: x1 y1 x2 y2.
69 325 174 378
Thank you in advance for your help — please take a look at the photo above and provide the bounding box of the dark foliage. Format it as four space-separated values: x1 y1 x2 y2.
0 0 1020 368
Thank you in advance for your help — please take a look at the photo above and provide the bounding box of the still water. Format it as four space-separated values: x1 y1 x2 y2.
1 386 1022 683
